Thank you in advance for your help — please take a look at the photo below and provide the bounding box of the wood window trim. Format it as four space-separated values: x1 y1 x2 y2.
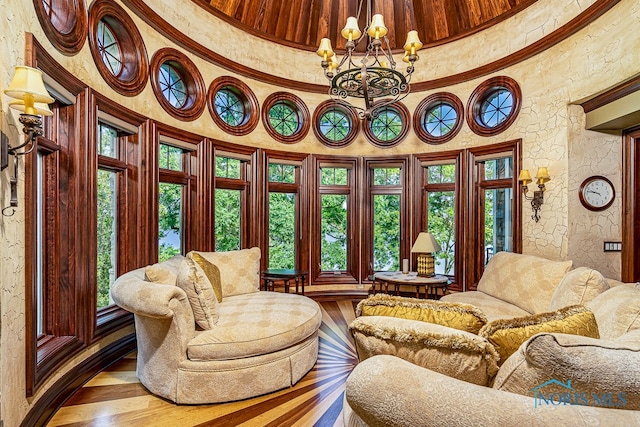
414 151 465 291
262 92 310 144
207 76 259 136
361 157 409 282
88 0 149 96
311 156 360 284
466 76 522 137
33 0 87 55
312 100 360 148
414 92 464 145
622 126 640 282
363 101 410 148
465 140 523 290
150 48 207 121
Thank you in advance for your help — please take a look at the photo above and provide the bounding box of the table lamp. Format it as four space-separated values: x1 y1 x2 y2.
411 232 441 277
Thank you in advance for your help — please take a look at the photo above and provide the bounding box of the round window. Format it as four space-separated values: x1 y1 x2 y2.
313 101 359 148
215 89 245 126
207 76 259 136
414 93 464 144
97 20 123 77
159 62 188 109
262 92 310 144
467 76 521 136
363 102 410 148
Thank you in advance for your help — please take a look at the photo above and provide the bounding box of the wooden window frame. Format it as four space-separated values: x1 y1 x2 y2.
312 100 360 148
467 76 522 137
214 152 252 251
414 92 464 145
207 76 260 136
361 158 409 282
363 101 410 148
311 156 360 284
33 0 87 54
262 92 310 144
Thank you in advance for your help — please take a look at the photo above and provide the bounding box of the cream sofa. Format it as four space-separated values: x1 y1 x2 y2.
344 252 640 426
111 248 322 404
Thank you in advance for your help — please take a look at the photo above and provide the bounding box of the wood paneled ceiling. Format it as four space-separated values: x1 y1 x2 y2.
196 0 538 52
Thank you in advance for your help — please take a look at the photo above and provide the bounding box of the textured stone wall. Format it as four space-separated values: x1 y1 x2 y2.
1 0 639 424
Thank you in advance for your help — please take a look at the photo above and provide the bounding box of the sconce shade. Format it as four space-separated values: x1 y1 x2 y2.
367 14 388 39
535 167 551 184
5 66 54 106
411 232 441 254
518 169 533 185
403 52 419 63
403 30 423 53
316 38 335 59
9 100 53 116
341 17 362 41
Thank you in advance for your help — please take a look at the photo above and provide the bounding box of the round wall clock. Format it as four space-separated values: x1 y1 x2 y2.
579 176 615 211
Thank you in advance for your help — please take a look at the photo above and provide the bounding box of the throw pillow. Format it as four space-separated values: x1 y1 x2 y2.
493 332 640 410
356 294 488 334
144 264 177 285
196 247 261 297
588 284 640 340
188 251 223 302
478 305 599 364
548 267 609 311
477 252 573 314
175 258 219 330
349 315 499 386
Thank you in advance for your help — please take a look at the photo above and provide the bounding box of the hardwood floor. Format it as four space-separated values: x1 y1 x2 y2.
47 299 361 427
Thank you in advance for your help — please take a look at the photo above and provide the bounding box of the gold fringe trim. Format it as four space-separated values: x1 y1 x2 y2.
478 304 592 338
356 293 487 323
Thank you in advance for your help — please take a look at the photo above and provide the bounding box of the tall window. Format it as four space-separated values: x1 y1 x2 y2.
215 154 250 251
423 162 457 276
268 163 300 269
158 143 188 262
96 122 125 310
314 160 359 284
369 166 403 273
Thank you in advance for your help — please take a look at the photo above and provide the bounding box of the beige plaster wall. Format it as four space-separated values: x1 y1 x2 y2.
1 0 639 424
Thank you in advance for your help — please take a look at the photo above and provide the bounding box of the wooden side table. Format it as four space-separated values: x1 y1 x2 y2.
261 269 308 295
373 271 449 299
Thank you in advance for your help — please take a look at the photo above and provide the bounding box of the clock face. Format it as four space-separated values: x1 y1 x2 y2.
579 176 615 211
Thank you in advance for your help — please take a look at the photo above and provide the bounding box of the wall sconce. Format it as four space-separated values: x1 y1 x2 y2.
410 231 441 277
518 167 551 222
1 66 54 216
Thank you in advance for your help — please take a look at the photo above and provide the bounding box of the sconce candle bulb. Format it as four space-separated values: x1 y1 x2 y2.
2 65 54 216
519 167 551 222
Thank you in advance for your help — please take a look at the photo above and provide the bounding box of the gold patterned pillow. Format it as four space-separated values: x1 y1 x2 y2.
188 251 223 302
357 294 487 334
479 305 599 364
144 264 177 285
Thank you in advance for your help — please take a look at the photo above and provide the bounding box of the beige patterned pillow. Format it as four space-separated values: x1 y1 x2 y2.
588 284 640 340
144 264 177 285
477 252 573 314
175 259 219 329
548 267 609 311
188 251 223 302
197 247 261 297
350 316 499 386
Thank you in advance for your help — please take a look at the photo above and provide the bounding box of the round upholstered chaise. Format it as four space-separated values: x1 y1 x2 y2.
111 252 322 404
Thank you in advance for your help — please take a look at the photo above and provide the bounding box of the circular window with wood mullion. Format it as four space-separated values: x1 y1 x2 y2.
88 0 148 96
150 48 206 121
467 76 522 136
33 0 87 54
414 92 464 144
207 76 259 136
363 101 410 148
262 92 310 144
313 100 359 148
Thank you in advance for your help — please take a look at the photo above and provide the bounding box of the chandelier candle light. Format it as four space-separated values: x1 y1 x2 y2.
316 0 422 120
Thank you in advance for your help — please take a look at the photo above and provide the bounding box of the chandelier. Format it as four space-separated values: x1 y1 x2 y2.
316 0 422 120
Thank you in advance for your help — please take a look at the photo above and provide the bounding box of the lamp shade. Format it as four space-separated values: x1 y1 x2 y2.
341 16 362 41
403 30 423 53
535 167 550 184
518 169 533 185
327 58 339 72
403 52 419 63
5 66 54 103
9 100 53 116
411 232 441 253
316 38 335 59
367 14 388 39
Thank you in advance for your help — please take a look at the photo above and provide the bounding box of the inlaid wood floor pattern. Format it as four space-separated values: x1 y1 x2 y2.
48 299 361 427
